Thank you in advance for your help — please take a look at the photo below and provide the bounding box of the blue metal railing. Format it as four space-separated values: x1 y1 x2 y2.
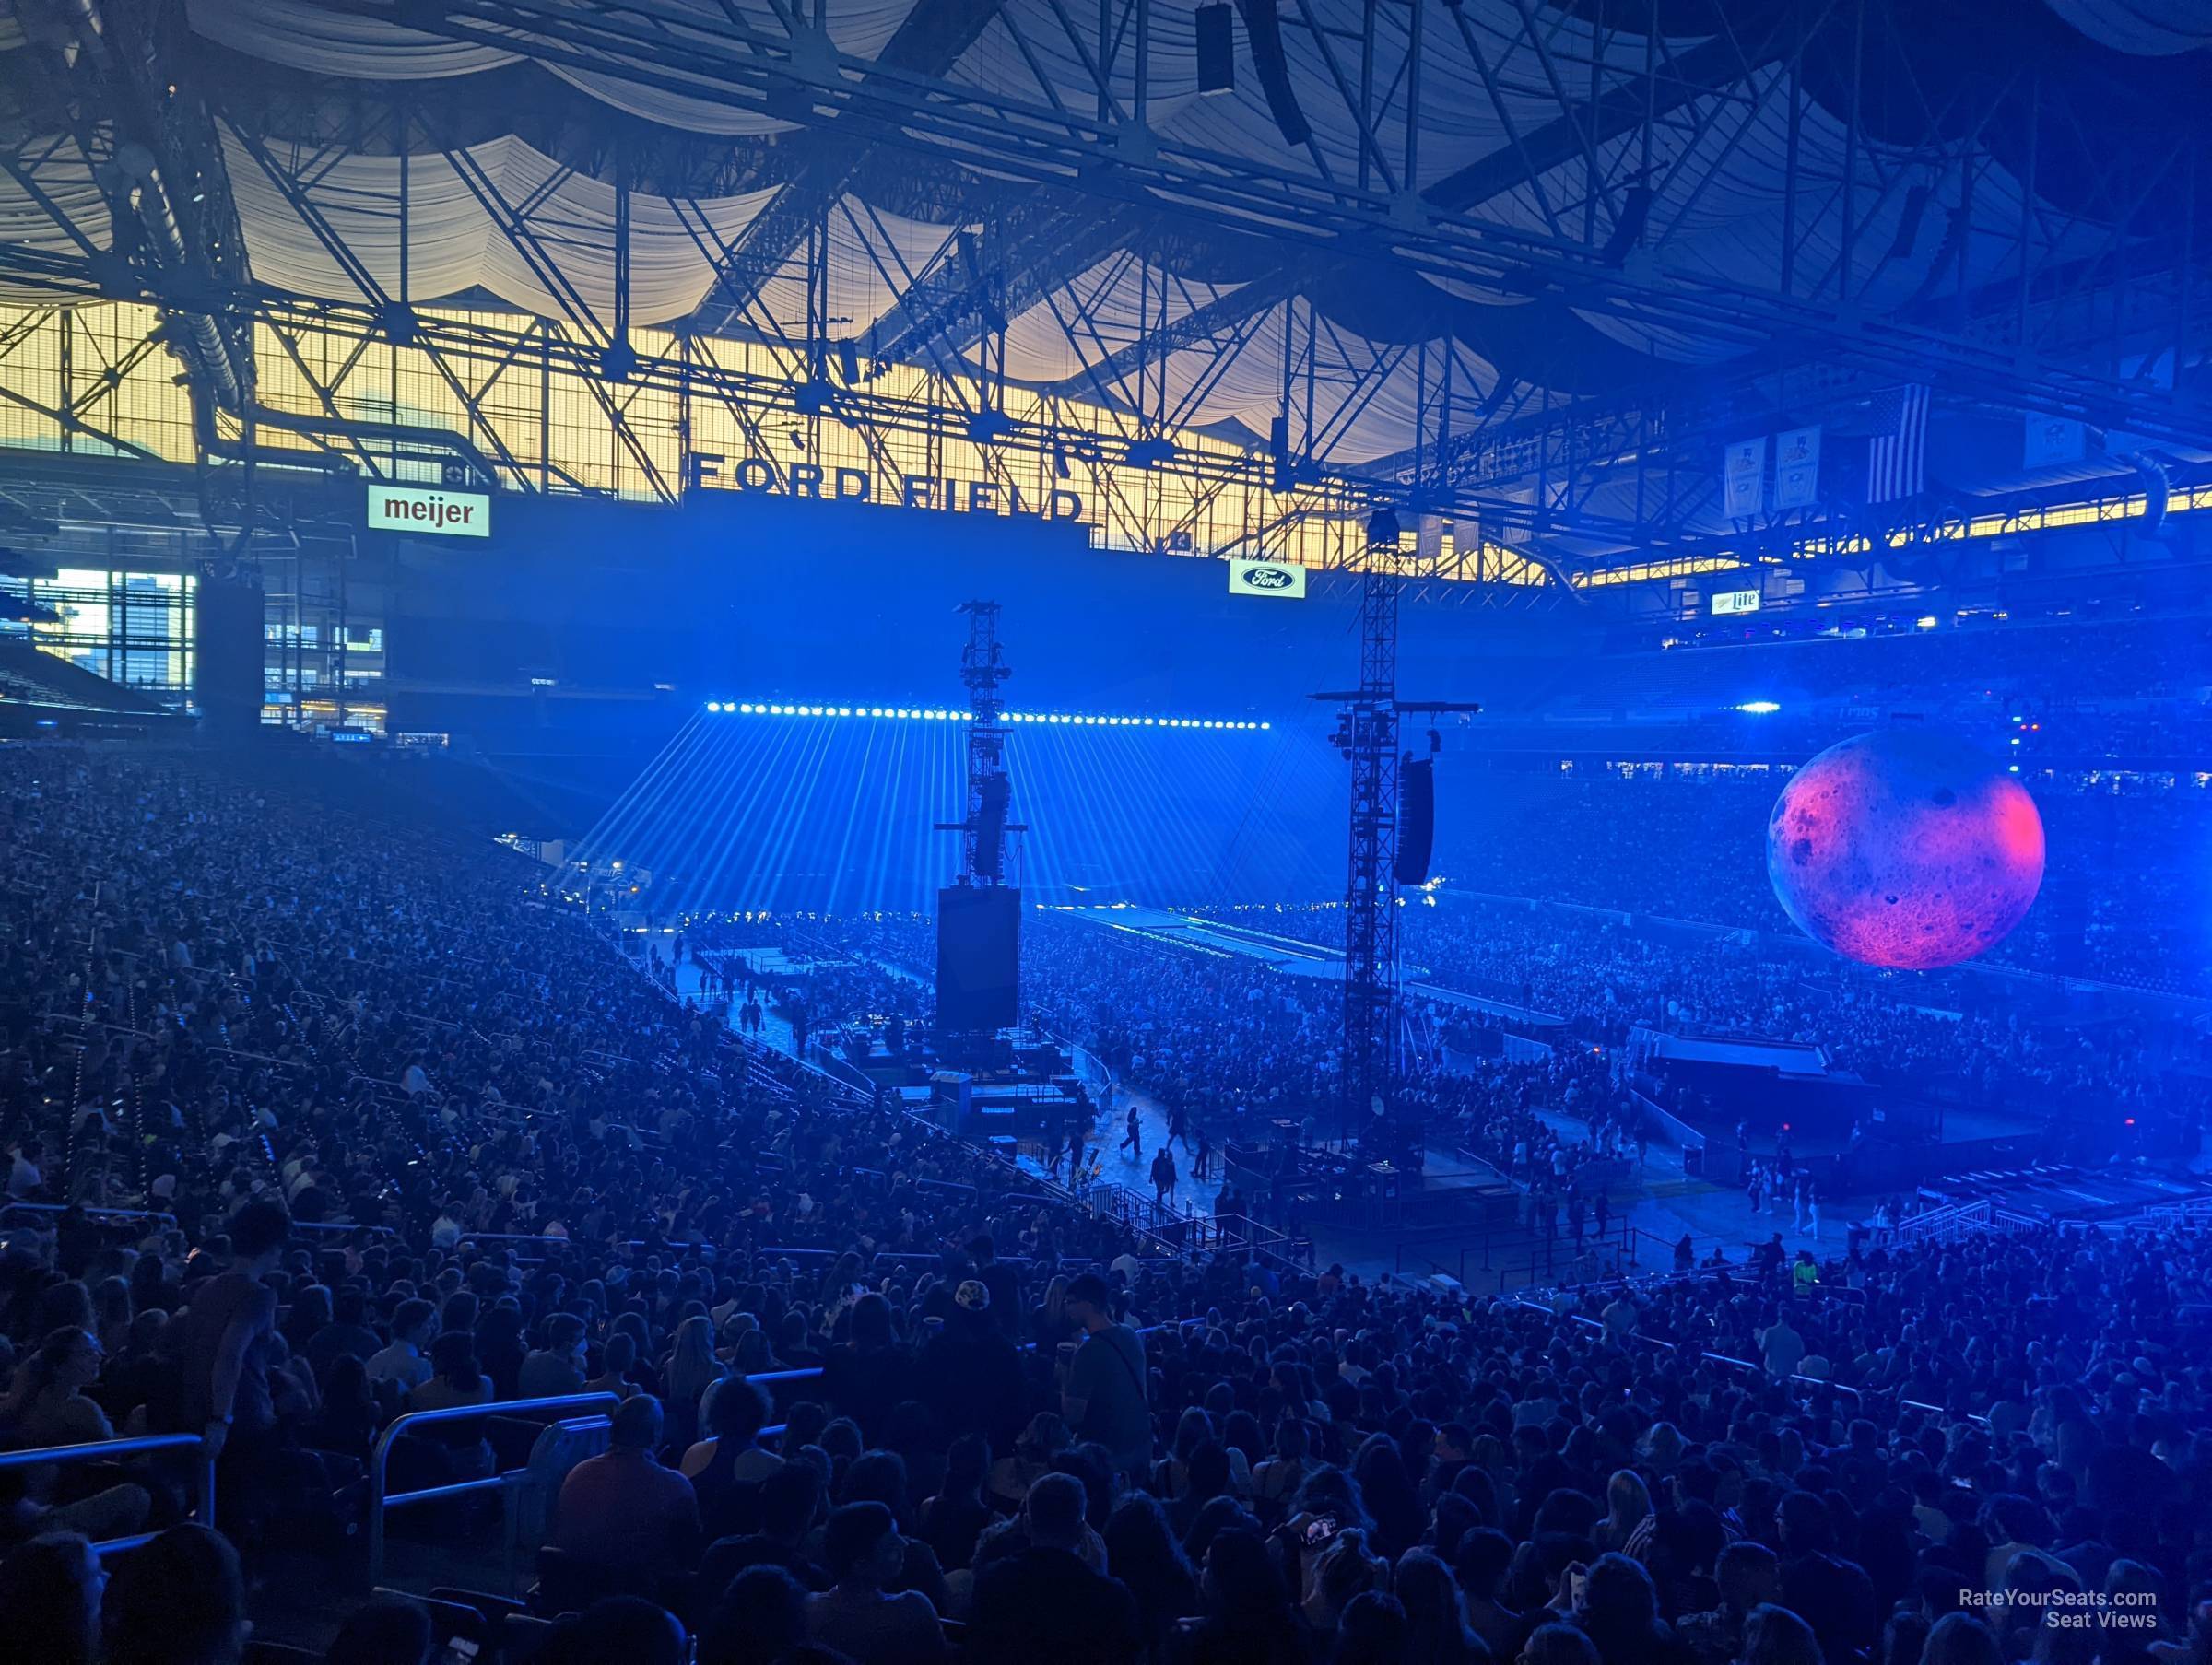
368 1392 621 1584
0 1431 216 1555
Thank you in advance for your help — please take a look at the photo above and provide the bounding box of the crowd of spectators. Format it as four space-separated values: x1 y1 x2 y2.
0 744 2209 1665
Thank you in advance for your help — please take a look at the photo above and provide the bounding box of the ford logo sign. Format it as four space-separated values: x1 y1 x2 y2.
1241 566 1295 590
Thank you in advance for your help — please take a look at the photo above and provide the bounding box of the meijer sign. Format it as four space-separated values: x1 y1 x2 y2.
368 483 491 538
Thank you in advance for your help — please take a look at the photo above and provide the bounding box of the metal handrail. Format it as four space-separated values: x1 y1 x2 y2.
368 1391 620 1584
0 1202 179 1227
0 1431 215 1555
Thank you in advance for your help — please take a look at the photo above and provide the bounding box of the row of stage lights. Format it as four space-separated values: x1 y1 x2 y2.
703 701 1267 730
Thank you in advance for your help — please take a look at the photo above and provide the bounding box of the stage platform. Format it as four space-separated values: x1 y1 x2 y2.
1921 1160 2212 1225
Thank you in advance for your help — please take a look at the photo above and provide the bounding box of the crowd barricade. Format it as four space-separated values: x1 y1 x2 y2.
369 1392 621 1586
0 1432 216 1556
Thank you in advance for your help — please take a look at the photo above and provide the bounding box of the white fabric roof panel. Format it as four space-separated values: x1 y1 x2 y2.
224 129 963 337
10 0 2158 483
221 131 782 327
985 255 1245 385
189 0 925 135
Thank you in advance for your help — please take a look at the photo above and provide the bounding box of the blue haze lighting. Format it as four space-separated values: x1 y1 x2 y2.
580 697 1337 918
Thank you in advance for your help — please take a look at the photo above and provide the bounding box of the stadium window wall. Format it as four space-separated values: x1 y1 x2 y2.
14 568 194 698
0 302 1535 582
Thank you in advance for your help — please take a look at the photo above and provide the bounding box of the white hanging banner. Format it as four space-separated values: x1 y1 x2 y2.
1724 438 1766 519
1774 426 1821 510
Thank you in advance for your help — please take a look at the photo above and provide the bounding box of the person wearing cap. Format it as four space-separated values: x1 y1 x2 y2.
919 1277 1025 1450
1060 1272 1149 1478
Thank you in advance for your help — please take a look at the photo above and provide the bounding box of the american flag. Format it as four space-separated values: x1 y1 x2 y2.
1865 383 1929 503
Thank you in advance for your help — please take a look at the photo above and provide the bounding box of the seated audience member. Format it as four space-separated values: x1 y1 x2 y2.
805 1500 947 1664
521 1314 591 1399
552 1395 700 1571
1675 1540 1781 1665
101 1524 250 1665
408 1331 493 1413
537 1594 688 1665
966 1471 1144 1664
326 1591 434 1665
366 1299 438 1393
699 1462 830 1602
700 1565 812 1665
0 1530 105 1665
305 1287 384 1386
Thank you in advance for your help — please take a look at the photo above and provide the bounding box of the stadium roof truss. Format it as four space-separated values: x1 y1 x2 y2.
0 0 2206 587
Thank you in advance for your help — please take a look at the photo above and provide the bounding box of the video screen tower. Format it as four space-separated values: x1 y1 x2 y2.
935 602 1024 1039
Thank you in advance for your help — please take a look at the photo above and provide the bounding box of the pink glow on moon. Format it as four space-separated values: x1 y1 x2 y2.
1766 731 2046 970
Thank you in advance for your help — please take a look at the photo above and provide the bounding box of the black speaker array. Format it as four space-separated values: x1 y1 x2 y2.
194 566 266 740
1195 2 1235 93
1394 757 1435 885
936 884 1022 1034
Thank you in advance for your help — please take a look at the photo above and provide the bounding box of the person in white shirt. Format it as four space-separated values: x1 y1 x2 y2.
366 1298 438 1390
6 1140 43 1200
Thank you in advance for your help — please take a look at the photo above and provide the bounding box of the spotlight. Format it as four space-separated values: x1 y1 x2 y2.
1365 507 1401 546
706 701 723 712
740 703 755 712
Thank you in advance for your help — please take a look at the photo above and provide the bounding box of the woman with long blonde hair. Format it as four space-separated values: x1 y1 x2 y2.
1594 1467 1652 1554
662 1314 724 1451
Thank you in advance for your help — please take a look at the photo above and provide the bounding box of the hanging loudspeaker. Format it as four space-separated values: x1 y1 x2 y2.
1231 0 1310 147
1394 757 1435 886
1195 3 1234 94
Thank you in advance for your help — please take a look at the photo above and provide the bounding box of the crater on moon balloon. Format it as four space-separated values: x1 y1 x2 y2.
1765 730 2045 970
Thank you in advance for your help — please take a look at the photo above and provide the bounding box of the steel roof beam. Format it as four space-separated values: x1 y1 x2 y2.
687 0 1006 334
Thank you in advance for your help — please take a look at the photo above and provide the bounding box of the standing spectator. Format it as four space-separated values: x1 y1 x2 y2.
1060 1273 1149 1479
174 1201 290 1490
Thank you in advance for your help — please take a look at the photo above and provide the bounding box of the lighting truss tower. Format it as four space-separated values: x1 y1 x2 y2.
1316 537 1478 1162
938 600 1024 882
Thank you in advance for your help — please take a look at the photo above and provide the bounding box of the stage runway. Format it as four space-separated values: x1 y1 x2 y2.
1059 907 1567 1026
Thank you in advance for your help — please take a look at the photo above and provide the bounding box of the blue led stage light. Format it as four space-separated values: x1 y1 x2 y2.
705 701 1268 730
